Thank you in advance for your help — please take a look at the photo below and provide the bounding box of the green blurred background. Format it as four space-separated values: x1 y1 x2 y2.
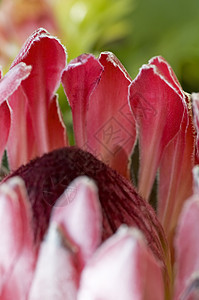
55 0 199 93
1 0 199 93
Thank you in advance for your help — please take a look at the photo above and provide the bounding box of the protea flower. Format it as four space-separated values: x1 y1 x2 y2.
0 28 199 299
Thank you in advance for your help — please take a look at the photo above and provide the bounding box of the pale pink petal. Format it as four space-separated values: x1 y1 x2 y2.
0 177 35 300
47 95 68 151
28 223 78 300
11 28 67 155
52 176 102 270
129 57 186 200
62 54 103 147
0 62 31 105
174 196 199 299
62 52 136 178
78 226 164 300
0 101 11 164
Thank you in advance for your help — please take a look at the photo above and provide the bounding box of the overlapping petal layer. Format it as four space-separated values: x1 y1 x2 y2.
0 27 199 299
129 56 187 200
0 177 35 300
28 224 78 300
78 227 164 300
62 52 136 178
129 56 195 244
5 147 168 268
0 62 31 164
52 177 102 270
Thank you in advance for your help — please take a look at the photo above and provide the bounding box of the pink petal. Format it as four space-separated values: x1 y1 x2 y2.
11 28 67 155
149 56 184 97
47 95 68 151
0 177 35 300
157 109 194 241
62 52 136 178
174 196 199 299
28 223 78 300
0 62 31 105
87 52 136 178
129 56 187 200
7 86 37 170
62 54 103 147
52 176 102 270
0 101 11 164
0 62 31 165
78 227 164 300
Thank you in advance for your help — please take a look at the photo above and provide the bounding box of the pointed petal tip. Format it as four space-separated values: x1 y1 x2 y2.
52 175 102 266
78 226 164 300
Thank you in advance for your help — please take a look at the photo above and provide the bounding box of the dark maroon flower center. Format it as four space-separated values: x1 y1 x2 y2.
6 146 167 264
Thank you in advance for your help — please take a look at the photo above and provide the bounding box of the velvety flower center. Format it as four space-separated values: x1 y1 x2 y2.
6 146 167 264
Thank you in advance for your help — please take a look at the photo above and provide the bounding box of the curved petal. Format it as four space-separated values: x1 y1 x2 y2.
47 95 68 151
158 110 194 242
78 227 164 300
28 224 78 300
62 54 103 147
148 56 184 97
174 196 199 299
7 86 37 170
52 176 102 270
10 28 67 155
0 62 31 105
129 57 186 200
62 52 136 178
0 63 31 165
0 177 35 300
87 52 136 178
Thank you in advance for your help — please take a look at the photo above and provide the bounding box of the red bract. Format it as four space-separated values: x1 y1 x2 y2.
6 28 68 170
62 52 136 178
129 56 195 243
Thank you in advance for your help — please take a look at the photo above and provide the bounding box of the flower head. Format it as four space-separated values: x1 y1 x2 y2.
0 28 199 299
